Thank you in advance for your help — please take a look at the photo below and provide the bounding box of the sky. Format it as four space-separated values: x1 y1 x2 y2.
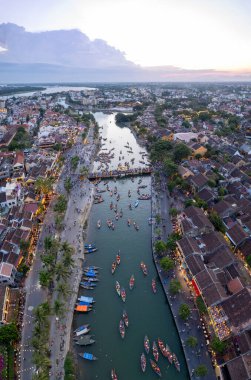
0 0 251 72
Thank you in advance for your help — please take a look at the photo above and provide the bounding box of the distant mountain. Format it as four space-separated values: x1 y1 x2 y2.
0 23 250 83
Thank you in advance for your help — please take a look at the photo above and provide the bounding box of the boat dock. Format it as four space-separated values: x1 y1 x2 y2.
88 167 152 181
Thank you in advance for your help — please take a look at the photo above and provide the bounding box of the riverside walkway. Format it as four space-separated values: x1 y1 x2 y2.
151 174 216 380
88 166 152 180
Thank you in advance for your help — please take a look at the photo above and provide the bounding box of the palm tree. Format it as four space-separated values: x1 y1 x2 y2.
39 269 52 288
55 262 71 282
35 177 54 196
53 299 65 317
56 282 71 299
62 251 75 269
41 254 56 270
61 241 74 255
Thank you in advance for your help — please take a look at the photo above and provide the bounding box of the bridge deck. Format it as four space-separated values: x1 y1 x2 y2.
88 167 152 180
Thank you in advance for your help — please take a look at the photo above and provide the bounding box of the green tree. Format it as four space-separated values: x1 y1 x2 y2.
54 195 67 213
195 364 208 377
64 177 72 194
160 256 174 271
56 282 71 299
196 296 208 315
155 214 161 224
0 323 19 345
169 207 178 217
39 269 52 288
179 304 190 320
53 299 65 317
209 211 226 233
185 199 194 208
186 336 198 348
35 177 54 196
71 156 79 170
163 158 178 178
246 255 251 268
55 262 71 282
169 279 181 295
211 336 227 355
173 143 191 162
155 240 166 256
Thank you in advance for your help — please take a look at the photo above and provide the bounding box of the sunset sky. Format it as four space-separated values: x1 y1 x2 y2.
0 0 250 72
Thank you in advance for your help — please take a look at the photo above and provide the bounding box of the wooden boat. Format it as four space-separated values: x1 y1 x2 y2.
153 341 159 362
129 275 135 290
84 244 96 249
78 296 94 304
141 353 146 373
150 359 161 377
144 335 150 354
134 200 139 208
172 353 180 372
75 305 92 313
79 352 97 361
165 344 173 364
157 338 168 358
83 265 99 271
110 202 113 210
140 262 148 276
120 209 123 218
152 279 157 293
111 368 118 380
75 335 95 346
111 261 117 274
129 204 132 210
116 281 121 296
121 288 126 302
80 284 95 290
119 319 125 339
80 281 97 287
114 186 117 195
123 310 129 328
97 220 101 229
127 219 131 226
116 253 121 265
128 190 131 197
82 277 99 282
117 194 120 201
84 248 97 254
74 324 90 335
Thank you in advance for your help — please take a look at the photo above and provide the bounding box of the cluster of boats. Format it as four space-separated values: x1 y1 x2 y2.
119 310 129 339
111 252 121 274
94 195 104 204
140 336 180 376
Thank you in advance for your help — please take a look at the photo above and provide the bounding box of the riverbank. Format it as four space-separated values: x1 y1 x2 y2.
151 175 216 380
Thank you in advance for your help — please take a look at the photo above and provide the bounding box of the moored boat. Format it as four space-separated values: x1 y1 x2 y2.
141 353 146 373
129 274 135 290
116 253 121 265
165 344 173 364
152 278 157 293
84 243 96 249
150 359 161 377
172 352 180 372
153 341 159 362
111 261 117 274
140 261 148 276
111 368 118 380
127 218 131 226
75 335 95 346
119 319 125 339
75 305 92 313
128 190 131 197
82 277 99 282
115 281 121 296
79 352 97 361
144 335 150 354
157 338 168 358
121 288 126 302
74 325 90 336
84 248 98 254
123 310 129 327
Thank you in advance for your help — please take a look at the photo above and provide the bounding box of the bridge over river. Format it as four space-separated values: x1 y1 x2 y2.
88 167 152 180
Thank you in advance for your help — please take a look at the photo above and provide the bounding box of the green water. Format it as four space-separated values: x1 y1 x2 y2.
73 113 189 380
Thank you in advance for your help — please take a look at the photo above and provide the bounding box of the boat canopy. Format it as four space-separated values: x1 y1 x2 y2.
78 296 94 303
75 305 89 311
83 353 94 360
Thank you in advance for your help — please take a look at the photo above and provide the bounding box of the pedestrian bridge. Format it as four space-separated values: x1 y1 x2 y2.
88 167 152 181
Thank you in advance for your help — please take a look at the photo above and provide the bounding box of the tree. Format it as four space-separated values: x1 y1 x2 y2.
211 336 227 355
195 364 208 377
209 211 226 233
71 156 79 170
169 207 178 217
185 199 194 208
173 143 191 162
163 158 178 178
55 214 64 231
160 257 174 272
56 282 71 299
53 299 65 317
155 214 161 225
35 177 54 196
0 323 19 345
179 304 190 320
55 262 71 282
196 296 208 315
64 177 72 194
54 195 67 214
186 336 198 348
169 279 181 295
154 240 166 256
39 269 52 288
246 255 251 268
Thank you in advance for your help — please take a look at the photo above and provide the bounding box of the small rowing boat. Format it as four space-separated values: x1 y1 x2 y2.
150 359 161 377
152 278 157 293
129 275 135 290
172 352 180 372
134 200 139 208
74 324 90 335
128 190 131 197
111 368 118 380
116 281 121 296
97 220 101 229
116 253 121 265
144 335 150 354
127 219 131 226
165 344 173 364
82 277 99 282
140 261 148 276
123 310 129 327
153 341 159 362
141 353 146 373
121 288 126 302
111 261 116 274
79 352 97 361
119 319 125 339
84 244 95 249
157 338 168 358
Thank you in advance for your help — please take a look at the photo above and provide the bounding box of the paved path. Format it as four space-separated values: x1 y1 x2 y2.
151 174 216 380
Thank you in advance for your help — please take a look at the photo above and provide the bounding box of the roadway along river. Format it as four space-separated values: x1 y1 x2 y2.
73 112 189 380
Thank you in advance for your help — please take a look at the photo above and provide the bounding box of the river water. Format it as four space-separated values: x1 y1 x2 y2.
73 113 189 380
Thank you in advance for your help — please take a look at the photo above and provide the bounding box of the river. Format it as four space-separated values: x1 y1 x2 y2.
73 112 189 380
